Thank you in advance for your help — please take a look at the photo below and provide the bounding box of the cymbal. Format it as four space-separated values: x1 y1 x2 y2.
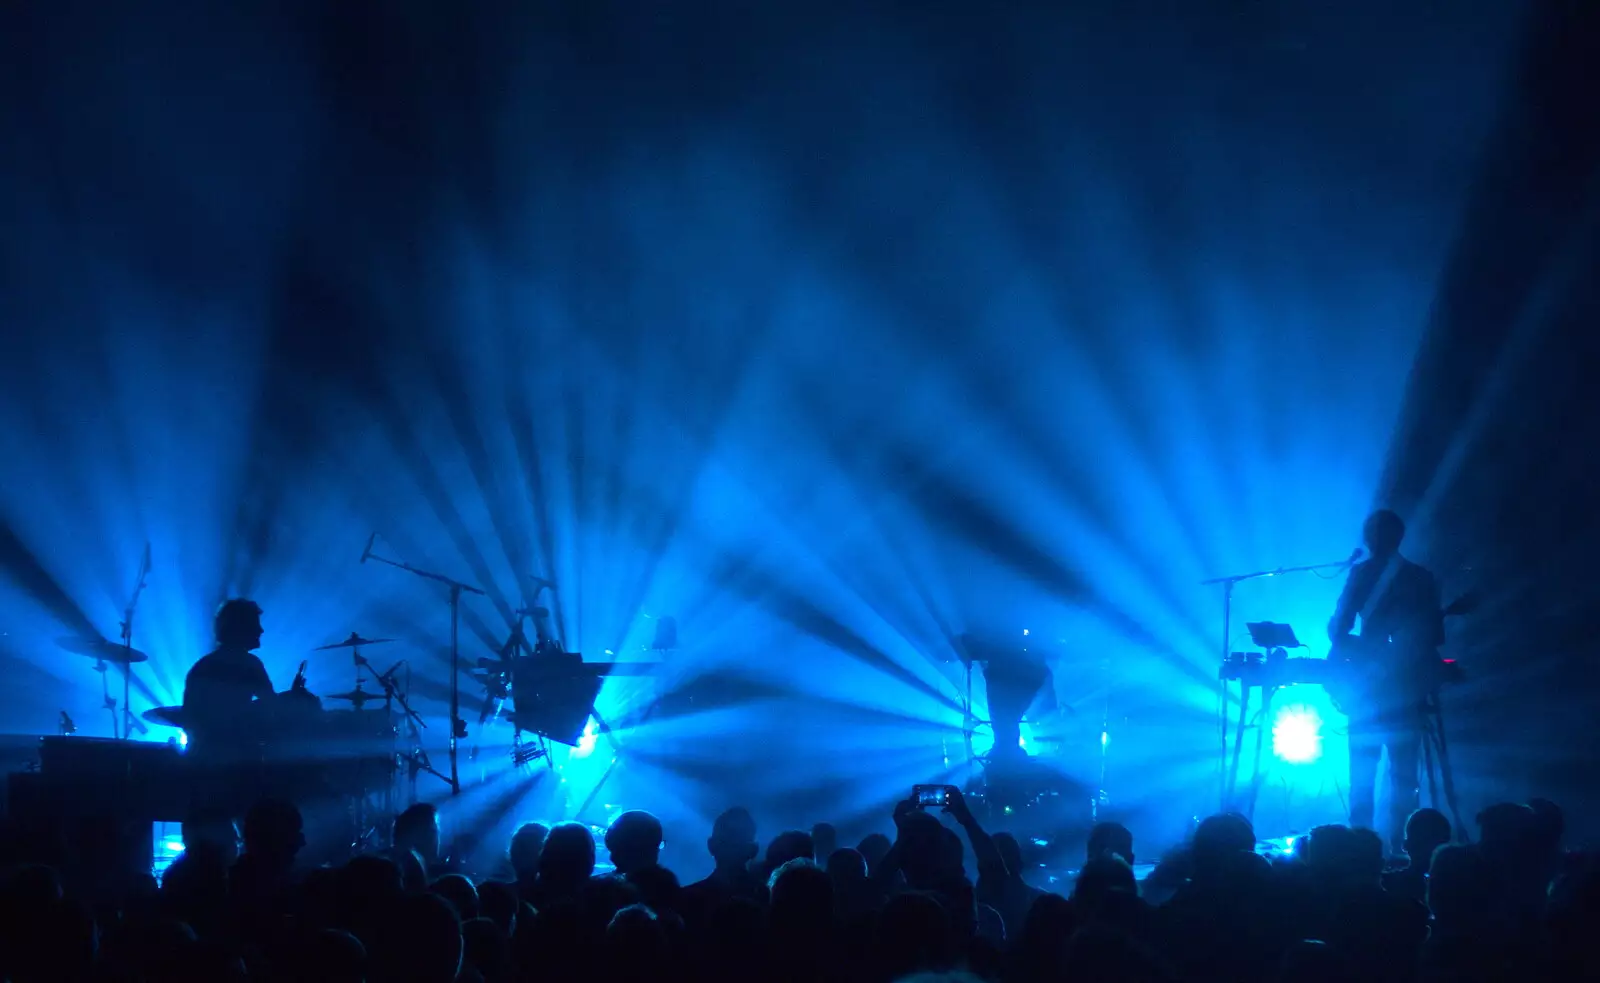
324 688 386 705
314 633 395 651
143 706 187 728
57 637 150 664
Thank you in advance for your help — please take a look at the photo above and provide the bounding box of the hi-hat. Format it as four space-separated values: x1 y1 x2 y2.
315 633 395 651
143 706 187 728
57 637 150 664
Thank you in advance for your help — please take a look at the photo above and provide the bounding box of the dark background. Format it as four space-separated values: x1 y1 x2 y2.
2 1 1598 844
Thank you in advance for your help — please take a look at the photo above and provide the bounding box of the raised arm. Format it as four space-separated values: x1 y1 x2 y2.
945 787 1009 886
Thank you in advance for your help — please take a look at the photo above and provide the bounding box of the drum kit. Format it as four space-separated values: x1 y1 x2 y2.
124 631 439 849
45 534 666 852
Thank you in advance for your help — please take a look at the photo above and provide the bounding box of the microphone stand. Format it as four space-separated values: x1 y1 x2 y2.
1201 553 1358 812
362 538 483 795
115 544 152 741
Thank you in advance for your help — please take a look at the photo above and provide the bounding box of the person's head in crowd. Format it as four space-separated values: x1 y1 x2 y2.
160 844 231 928
394 803 441 865
1189 812 1257 889
628 862 682 916
895 811 947 890
708 806 759 874
1278 939 1353 983
1073 855 1138 917
878 890 957 979
991 832 1028 878
2 894 98 982
431 872 480 920
240 797 305 870
461 917 511 982
606 904 670 976
444 832 480 874
1062 923 1171 982
1301 824 1357 877
477 880 520 936
183 811 241 864
857 832 893 874
1088 821 1135 866
811 822 838 862
1403 807 1452 870
1428 843 1496 938
938 826 966 879
765 829 815 872
337 855 406 923
826 847 868 882
1346 827 1386 887
1523 800 1561 870
370 892 462 983
1477 801 1537 854
292 929 365 983
769 858 833 937
508 822 549 880
390 847 429 893
605 810 665 876
539 821 597 886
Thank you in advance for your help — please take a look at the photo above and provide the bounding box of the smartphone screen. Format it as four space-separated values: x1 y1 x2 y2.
912 784 950 808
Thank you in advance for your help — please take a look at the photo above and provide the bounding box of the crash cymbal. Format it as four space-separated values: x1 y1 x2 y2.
314 633 395 651
143 706 187 728
324 688 386 705
57 637 150 664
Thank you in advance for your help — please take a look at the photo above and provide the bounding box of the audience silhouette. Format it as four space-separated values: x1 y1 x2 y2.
0 790 1590 983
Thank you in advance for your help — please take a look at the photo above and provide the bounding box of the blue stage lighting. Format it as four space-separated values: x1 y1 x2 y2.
1271 704 1323 764
570 715 600 758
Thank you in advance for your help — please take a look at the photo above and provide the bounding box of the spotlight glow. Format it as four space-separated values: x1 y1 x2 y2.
1271 705 1323 764
570 715 600 759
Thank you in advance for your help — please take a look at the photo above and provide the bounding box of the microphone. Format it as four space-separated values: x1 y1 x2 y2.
1347 547 1364 565
141 542 152 576
361 533 376 565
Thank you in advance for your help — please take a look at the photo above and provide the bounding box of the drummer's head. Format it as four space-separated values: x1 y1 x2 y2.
215 598 264 651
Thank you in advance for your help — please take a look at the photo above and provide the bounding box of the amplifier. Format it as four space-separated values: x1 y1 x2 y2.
31 736 190 820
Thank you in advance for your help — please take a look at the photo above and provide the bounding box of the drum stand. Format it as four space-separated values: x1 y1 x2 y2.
109 544 152 740
362 536 483 795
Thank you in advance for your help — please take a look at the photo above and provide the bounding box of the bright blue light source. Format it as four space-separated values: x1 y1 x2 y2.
1271 705 1323 764
570 716 600 758
161 836 185 855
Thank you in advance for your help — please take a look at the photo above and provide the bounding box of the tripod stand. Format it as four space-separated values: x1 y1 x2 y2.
109 543 152 740
361 534 483 795
1419 689 1467 836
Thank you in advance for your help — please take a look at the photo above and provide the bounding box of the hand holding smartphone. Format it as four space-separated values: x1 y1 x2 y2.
911 784 953 809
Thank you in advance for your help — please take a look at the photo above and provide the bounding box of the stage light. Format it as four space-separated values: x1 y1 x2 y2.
1271 704 1323 764
570 715 600 758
